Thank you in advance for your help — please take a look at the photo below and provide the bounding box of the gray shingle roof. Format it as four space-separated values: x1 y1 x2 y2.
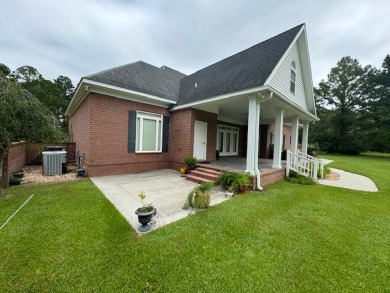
177 24 304 106
85 61 186 101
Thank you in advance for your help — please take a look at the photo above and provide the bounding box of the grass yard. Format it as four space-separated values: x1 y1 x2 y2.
0 155 389 292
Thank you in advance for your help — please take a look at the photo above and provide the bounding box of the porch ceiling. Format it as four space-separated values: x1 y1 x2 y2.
193 92 315 125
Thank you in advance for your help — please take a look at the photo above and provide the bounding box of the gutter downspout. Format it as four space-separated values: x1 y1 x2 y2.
254 97 263 191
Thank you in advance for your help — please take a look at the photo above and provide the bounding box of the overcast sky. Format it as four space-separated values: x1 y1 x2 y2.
1 0 389 87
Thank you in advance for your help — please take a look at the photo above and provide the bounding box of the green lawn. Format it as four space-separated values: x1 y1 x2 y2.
1 155 389 292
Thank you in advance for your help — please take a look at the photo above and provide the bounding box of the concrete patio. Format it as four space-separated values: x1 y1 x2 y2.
91 169 228 233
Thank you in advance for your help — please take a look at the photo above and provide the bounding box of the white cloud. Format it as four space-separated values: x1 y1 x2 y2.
1 0 389 87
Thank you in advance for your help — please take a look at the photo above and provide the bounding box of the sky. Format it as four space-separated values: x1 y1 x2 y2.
1 0 389 88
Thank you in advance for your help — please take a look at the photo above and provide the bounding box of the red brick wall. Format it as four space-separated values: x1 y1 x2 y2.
168 108 193 170
26 143 76 164
0 141 26 187
261 169 286 186
69 93 171 177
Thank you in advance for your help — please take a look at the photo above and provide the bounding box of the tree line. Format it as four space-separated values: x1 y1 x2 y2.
309 55 390 154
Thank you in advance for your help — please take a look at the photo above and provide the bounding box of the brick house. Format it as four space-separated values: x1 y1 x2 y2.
65 24 318 187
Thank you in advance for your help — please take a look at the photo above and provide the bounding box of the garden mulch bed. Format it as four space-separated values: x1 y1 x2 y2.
325 172 340 181
18 165 83 186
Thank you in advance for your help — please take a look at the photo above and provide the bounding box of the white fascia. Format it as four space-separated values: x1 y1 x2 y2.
65 79 177 116
84 79 177 105
171 85 267 111
265 85 319 121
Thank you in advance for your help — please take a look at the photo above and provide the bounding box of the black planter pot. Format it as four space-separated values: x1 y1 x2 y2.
135 208 155 232
13 171 24 179
76 168 86 177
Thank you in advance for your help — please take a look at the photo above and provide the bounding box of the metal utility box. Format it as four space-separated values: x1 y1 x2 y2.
42 151 67 176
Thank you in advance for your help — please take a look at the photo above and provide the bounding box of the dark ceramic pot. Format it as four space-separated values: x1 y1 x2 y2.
135 208 155 232
13 171 24 179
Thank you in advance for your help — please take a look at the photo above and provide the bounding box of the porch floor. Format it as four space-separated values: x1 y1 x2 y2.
198 156 286 174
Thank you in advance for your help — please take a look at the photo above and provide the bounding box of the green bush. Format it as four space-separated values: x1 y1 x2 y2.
217 172 240 189
187 182 214 209
217 172 251 192
183 156 198 169
286 171 315 185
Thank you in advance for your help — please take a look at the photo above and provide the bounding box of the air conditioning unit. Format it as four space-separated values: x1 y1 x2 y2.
42 151 67 176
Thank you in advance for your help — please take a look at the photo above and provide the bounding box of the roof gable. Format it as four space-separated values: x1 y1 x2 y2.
177 24 304 106
266 26 316 115
86 61 186 102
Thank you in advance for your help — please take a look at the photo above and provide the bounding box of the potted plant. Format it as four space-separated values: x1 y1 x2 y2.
135 191 155 232
231 173 251 193
183 156 197 170
186 182 214 209
13 170 24 178
9 177 21 186
76 168 86 177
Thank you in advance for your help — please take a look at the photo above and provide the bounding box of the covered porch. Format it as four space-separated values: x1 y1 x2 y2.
187 87 318 189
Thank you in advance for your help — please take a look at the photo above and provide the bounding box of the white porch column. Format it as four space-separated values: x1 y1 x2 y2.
302 121 309 154
272 107 284 169
245 95 260 175
290 116 299 153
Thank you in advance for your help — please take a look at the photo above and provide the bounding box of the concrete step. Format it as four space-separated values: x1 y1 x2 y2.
185 174 212 184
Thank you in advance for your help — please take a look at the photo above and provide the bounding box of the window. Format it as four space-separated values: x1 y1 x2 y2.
290 61 296 94
136 112 162 152
217 125 239 156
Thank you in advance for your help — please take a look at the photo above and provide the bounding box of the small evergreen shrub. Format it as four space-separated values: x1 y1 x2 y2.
286 171 315 185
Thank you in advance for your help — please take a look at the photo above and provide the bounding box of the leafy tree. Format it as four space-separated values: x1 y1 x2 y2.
0 75 65 191
363 55 390 152
313 57 375 154
10 66 74 133
0 63 11 77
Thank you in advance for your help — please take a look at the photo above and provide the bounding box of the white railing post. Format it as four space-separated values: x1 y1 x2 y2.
313 160 318 182
320 158 324 179
286 150 291 177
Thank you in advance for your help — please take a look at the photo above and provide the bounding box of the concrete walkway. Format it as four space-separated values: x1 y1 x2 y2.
317 160 378 192
91 169 228 233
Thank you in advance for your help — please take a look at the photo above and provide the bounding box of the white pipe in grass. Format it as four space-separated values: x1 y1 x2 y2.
0 194 34 231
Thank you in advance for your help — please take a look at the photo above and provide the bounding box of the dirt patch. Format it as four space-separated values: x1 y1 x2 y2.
18 165 83 186
325 172 340 181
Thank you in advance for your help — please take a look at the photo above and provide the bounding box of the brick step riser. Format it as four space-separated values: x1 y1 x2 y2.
195 168 222 176
185 175 212 184
189 171 220 181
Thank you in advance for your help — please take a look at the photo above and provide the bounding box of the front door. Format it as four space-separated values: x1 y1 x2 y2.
193 121 207 160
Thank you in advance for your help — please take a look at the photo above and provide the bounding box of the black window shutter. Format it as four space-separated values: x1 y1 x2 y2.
162 116 169 152
128 110 136 153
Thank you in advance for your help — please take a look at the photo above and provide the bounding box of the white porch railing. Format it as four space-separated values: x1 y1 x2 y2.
286 150 324 181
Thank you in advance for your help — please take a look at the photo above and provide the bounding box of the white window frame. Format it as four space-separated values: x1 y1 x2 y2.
290 61 296 94
136 111 163 153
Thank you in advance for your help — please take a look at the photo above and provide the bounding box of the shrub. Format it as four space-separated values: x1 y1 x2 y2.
9 177 21 186
187 182 214 209
231 173 251 192
286 171 315 185
217 172 251 193
183 156 198 169
217 172 240 189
